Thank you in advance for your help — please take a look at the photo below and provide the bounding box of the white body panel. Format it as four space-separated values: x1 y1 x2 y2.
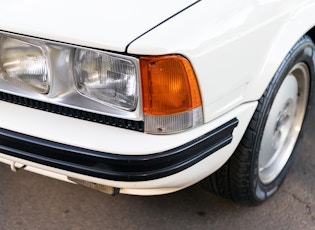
0 0 197 52
128 0 315 122
0 0 314 195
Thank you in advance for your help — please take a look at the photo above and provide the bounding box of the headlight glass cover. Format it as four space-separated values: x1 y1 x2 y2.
0 35 49 94
74 49 138 111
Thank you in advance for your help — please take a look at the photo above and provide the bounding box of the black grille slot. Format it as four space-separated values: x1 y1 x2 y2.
0 92 144 132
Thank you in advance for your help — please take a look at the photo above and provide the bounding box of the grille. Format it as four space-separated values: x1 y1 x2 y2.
0 91 144 132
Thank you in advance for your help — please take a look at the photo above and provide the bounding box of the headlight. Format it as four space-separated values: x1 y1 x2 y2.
0 32 203 134
0 35 49 94
74 49 138 111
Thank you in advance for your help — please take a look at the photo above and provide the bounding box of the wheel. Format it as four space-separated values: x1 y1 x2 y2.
202 36 315 205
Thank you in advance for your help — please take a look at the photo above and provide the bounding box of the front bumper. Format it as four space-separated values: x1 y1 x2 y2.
0 100 257 195
0 119 238 182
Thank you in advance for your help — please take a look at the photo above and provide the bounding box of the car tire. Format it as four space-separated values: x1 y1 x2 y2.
202 36 315 205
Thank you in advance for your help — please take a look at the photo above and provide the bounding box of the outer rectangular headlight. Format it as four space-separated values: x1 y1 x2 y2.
0 35 49 94
74 49 138 111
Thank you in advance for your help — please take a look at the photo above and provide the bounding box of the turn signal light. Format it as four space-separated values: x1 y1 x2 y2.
140 55 203 134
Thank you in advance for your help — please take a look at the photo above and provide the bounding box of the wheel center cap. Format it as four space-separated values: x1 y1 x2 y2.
275 114 285 131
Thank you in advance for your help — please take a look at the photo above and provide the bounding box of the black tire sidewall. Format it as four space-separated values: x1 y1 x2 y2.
250 38 315 203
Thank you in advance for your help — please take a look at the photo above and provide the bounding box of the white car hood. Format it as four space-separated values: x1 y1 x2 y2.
0 0 198 52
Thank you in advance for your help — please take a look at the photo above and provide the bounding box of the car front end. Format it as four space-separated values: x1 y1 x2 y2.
1 0 299 197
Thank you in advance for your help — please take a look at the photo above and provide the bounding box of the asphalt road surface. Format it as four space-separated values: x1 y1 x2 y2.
1 120 315 229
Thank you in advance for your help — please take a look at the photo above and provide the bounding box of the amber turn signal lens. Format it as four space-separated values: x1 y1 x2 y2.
140 55 202 115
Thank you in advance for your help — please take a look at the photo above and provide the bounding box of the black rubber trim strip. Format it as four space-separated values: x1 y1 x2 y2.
0 92 144 132
0 118 238 181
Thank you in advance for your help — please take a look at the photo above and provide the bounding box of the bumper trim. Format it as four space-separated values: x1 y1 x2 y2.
0 118 238 181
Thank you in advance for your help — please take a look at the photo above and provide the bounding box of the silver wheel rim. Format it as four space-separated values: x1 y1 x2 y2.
258 62 309 184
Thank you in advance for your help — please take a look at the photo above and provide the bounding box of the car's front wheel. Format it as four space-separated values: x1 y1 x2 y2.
202 36 315 205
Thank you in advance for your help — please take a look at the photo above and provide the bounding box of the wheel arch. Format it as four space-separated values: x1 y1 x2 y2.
243 3 315 104
306 26 315 45
203 35 315 205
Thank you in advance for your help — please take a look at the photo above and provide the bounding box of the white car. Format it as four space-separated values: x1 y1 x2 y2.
0 0 314 205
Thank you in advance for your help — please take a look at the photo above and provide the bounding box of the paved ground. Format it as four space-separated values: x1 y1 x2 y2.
0 121 315 229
